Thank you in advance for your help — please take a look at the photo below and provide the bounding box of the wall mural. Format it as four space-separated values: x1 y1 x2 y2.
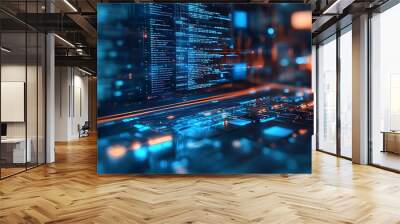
97 3 313 174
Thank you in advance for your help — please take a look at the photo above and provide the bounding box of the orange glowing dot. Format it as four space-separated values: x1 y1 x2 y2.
130 142 141 151
299 129 308 135
107 145 127 159
291 11 311 30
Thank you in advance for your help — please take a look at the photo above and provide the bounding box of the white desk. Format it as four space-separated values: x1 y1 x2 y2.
1 138 31 163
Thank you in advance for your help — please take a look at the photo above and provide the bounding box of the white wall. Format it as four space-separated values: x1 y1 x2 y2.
55 67 89 141
55 67 69 141
1 65 26 138
1 65 41 137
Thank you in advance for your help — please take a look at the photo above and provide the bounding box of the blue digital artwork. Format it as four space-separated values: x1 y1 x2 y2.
97 3 312 174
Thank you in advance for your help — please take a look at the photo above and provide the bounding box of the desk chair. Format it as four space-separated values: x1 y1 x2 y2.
78 121 90 138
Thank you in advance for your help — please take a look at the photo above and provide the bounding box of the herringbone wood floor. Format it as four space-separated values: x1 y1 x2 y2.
1 135 400 224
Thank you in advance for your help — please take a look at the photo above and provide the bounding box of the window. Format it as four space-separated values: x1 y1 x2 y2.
317 36 337 154
370 3 400 171
339 28 352 158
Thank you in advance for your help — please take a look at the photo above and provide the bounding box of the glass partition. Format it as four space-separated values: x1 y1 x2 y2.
0 1 46 179
1 30 28 177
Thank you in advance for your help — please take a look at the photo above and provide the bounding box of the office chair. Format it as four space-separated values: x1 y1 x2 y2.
78 121 90 138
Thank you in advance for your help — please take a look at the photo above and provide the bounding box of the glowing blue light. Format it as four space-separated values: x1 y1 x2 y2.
213 141 221 148
134 124 150 132
187 140 204 149
126 64 132 69
263 126 293 138
172 160 187 174
160 160 168 169
239 99 256 105
260 117 276 123
115 80 124 87
267 27 275 36
148 141 173 153
134 149 148 161
280 58 290 67
295 56 308 65
233 63 247 80
97 6 107 23
229 118 251 126
114 91 122 97
234 11 247 28
122 117 138 123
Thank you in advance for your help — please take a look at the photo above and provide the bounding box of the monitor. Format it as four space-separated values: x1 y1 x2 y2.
1 123 7 137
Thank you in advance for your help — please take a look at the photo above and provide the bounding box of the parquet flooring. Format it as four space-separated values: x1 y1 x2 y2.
1 135 400 224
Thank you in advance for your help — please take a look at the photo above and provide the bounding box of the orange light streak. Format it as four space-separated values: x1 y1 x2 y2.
148 135 172 145
98 83 312 124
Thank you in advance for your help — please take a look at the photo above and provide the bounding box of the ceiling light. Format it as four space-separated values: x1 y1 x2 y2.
54 34 75 48
323 0 341 14
1 47 11 53
63 0 78 12
78 67 93 76
322 0 355 15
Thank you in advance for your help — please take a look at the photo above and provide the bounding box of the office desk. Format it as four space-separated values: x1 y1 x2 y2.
382 131 400 154
1 138 31 163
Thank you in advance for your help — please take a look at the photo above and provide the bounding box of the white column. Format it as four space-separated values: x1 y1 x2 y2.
45 0 56 163
312 45 317 151
352 14 369 164
46 33 55 163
